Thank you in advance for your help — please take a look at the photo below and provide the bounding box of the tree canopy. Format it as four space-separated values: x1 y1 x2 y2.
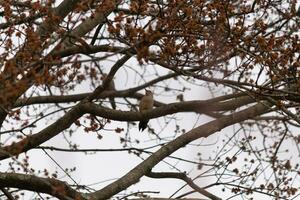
0 0 300 199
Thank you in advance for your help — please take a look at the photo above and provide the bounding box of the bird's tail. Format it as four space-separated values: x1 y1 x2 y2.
109 97 116 109
139 120 149 131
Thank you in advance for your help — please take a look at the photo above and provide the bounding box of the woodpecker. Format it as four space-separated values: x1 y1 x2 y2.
139 90 154 131
102 73 116 109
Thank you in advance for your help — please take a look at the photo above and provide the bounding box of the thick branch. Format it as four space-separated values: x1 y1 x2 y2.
81 96 255 121
0 172 84 200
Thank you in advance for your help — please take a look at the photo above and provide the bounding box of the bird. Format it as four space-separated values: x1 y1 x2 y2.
139 90 154 131
102 73 116 109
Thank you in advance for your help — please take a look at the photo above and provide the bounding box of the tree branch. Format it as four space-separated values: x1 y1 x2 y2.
0 0 82 127
0 187 15 200
81 95 256 122
14 72 181 107
0 104 84 160
146 171 221 200
0 172 85 200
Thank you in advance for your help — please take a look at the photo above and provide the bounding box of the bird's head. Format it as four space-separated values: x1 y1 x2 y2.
145 89 153 96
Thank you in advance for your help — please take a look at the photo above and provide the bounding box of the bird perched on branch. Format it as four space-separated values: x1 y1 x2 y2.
102 73 116 109
139 90 154 131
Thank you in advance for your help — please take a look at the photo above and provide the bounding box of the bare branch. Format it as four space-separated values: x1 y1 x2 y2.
0 188 16 200
147 172 221 200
